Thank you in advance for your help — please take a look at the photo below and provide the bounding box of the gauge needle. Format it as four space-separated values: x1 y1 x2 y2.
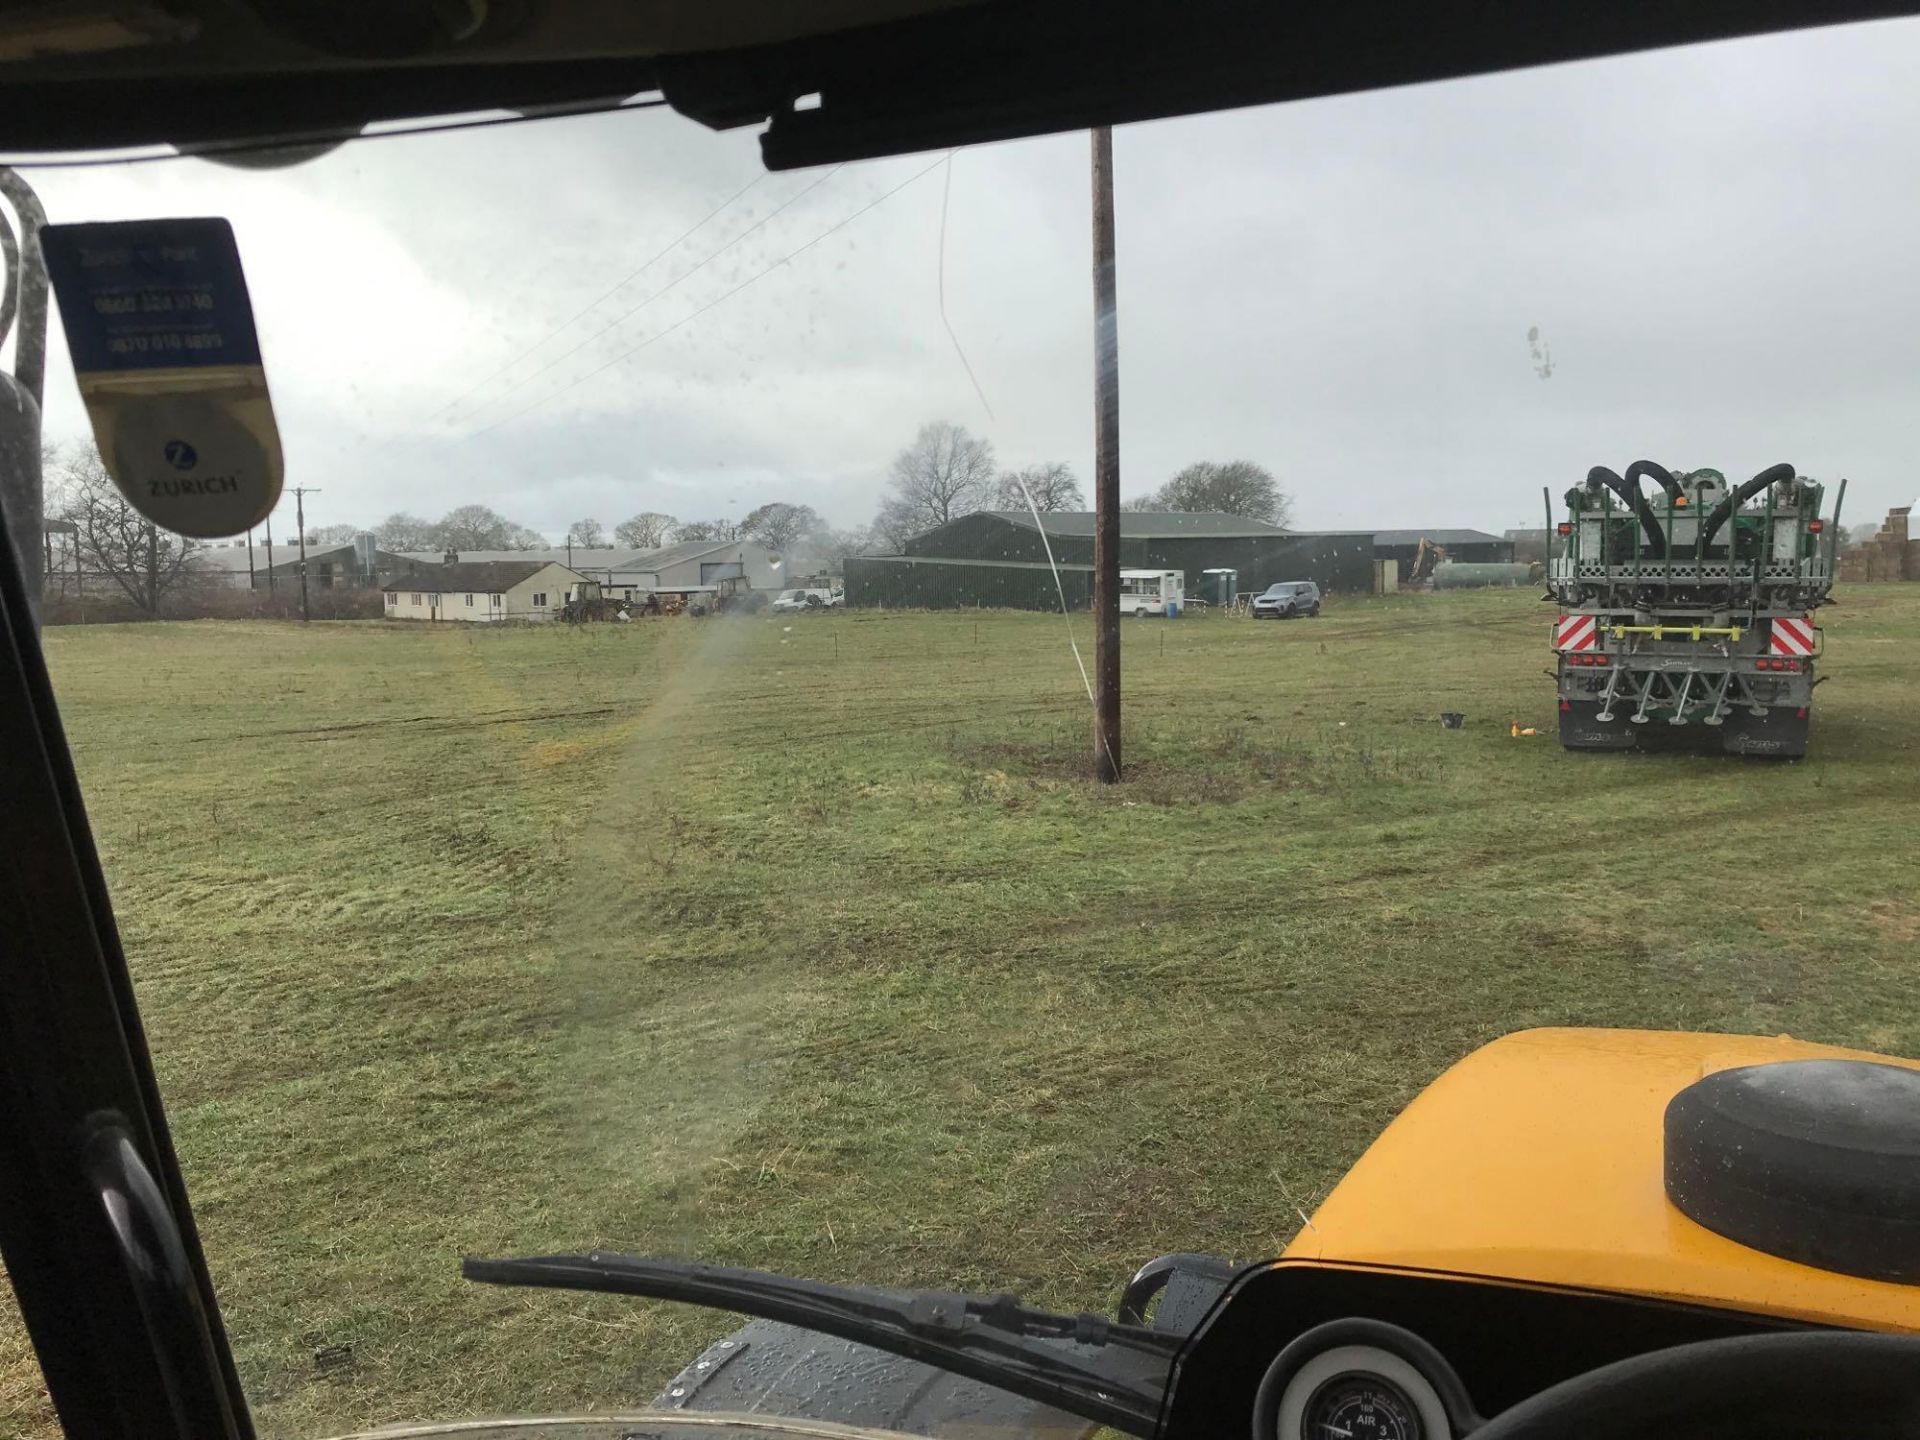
1321 1426 1353 1437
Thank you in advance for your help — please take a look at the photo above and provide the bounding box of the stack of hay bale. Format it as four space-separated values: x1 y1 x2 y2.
1838 506 1916 582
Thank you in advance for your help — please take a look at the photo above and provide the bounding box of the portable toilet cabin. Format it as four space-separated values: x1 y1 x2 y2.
1120 568 1185 617
1200 568 1237 607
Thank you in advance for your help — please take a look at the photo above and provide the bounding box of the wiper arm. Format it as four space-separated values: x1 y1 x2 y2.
463 1251 1178 1435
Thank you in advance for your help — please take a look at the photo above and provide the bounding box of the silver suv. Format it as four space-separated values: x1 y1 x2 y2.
1251 581 1322 619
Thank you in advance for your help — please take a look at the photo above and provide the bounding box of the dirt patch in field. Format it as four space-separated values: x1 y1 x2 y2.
948 728 1434 806
1867 898 1920 944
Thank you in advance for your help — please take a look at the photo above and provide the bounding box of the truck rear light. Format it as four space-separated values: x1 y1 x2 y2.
1593 654 1609 666
1808 519 1824 533
1560 699 1571 711
1797 707 1809 718
1784 659 1801 672
1556 522 1572 536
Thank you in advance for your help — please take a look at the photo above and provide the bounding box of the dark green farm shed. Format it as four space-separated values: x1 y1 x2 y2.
844 511 1375 609
842 554 1093 610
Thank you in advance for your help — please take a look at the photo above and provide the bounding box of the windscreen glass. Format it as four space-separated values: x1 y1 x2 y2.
7 17 1920 1439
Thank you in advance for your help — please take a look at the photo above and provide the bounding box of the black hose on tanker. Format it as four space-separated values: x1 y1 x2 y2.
1625 459 1684 504
1587 465 1668 556
1699 462 1796 550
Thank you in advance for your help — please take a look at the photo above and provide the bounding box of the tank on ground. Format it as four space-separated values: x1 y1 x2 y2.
1432 561 1539 588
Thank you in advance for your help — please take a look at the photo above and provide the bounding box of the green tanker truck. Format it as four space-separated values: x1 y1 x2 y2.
1548 461 1844 758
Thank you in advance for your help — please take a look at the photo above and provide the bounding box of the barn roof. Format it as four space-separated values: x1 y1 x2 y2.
978 510 1290 539
385 561 576 593
1372 528 1509 546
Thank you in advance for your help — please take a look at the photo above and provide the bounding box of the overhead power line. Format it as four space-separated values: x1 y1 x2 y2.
433 168 770 420
451 163 845 426
938 151 993 421
467 153 947 439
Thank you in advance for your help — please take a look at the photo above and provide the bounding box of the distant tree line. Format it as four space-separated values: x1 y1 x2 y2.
372 505 549 553
864 419 1291 552
368 501 873 575
40 421 1294 619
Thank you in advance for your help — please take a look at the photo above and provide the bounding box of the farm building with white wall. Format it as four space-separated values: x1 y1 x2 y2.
580 540 786 600
395 541 785 602
382 560 584 623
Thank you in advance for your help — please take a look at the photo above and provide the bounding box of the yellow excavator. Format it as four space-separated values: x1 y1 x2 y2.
1408 537 1451 585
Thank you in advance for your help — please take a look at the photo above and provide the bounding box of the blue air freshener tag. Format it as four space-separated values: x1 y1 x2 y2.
42 218 284 538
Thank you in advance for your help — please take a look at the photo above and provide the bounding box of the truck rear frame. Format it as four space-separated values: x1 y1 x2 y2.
1546 462 1843 758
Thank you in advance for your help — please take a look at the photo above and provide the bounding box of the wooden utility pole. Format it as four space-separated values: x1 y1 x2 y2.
1091 126 1121 782
292 486 319 622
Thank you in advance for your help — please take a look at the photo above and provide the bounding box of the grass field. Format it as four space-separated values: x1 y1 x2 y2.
5 587 1920 1438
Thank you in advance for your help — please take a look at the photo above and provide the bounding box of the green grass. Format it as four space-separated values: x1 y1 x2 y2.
6 587 1920 1438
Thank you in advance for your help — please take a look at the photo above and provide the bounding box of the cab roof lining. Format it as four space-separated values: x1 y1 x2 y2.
1 0 1917 166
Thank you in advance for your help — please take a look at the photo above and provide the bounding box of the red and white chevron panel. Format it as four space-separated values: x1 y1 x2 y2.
1556 613 1599 652
1770 616 1816 657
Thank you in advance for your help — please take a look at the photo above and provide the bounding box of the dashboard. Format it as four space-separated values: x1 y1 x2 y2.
1160 1260 1812 1437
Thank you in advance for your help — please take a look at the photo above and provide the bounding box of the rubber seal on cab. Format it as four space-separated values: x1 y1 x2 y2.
1663 1058 1920 1284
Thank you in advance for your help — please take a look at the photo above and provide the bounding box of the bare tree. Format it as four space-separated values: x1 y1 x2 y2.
804 525 877 575
870 496 922 553
1136 460 1292 526
438 504 544 551
740 501 823 552
615 511 676 549
567 518 607 547
993 462 1083 513
52 444 200 618
878 421 996 539
676 517 743 543
307 523 361 547
376 512 442 550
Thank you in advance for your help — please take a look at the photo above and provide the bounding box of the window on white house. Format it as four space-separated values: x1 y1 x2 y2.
465 594 474 606
411 594 421 605
533 593 547 607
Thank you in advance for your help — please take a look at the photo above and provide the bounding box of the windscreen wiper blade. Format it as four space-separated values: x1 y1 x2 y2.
463 1250 1178 1435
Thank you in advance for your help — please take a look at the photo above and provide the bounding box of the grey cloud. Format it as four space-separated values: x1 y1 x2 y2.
28 15 1920 543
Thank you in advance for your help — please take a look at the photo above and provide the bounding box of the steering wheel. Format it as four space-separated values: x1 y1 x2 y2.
1470 1331 1920 1440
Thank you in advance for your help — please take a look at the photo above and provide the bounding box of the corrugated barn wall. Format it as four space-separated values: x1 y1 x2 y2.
843 557 1095 610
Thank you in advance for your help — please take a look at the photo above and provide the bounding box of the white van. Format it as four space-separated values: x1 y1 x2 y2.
770 586 842 613
1119 569 1185 617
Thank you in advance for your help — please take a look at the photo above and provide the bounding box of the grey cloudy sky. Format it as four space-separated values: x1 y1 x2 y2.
24 13 1920 543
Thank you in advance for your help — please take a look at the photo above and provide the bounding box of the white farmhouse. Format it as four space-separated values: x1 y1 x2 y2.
382 560 584 623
